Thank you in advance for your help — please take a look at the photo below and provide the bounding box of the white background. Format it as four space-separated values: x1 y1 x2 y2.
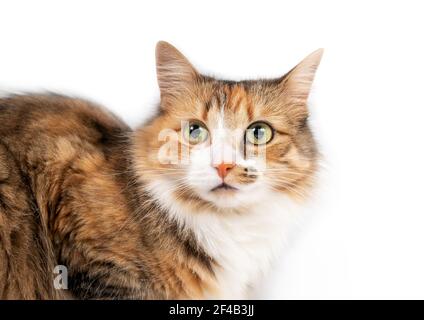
1 0 424 299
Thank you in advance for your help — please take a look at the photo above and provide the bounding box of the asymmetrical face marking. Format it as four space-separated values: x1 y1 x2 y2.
134 42 322 210
0 42 322 299
131 42 323 298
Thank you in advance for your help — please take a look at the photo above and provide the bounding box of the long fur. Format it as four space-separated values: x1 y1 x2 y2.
0 42 322 299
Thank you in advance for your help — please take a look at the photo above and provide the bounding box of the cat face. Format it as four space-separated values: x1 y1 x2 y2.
133 42 322 210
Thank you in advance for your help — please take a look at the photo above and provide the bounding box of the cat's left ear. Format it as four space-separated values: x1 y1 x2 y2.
155 41 199 102
279 49 324 121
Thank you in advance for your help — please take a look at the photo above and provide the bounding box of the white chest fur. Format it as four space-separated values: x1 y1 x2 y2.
146 180 302 299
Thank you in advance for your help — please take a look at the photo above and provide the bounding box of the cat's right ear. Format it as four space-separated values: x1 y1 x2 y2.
155 41 199 102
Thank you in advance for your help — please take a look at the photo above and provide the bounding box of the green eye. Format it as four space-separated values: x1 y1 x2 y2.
183 121 209 145
245 122 274 145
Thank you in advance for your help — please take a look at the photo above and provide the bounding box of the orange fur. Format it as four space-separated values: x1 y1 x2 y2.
0 42 322 299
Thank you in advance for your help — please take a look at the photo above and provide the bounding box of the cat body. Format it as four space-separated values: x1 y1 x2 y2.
0 42 322 299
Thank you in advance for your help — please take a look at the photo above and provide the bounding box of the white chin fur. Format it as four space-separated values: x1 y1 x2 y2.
144 178 303 299
195 181 268 209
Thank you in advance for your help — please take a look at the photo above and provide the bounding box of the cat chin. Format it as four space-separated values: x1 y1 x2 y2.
199 192 249 209
195 184 271 210
145 178 271 211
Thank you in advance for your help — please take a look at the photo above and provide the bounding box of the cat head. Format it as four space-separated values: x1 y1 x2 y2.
133 41 322 211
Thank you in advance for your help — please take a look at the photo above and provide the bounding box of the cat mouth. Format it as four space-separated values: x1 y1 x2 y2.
210 183 238 192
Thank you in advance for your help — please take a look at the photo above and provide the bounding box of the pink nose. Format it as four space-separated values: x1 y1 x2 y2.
215 162 235 179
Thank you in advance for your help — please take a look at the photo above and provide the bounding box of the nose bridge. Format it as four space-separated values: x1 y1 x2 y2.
209 102 245 166
211 128 236 166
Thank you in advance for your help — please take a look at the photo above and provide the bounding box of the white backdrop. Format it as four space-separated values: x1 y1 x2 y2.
1 0 424 299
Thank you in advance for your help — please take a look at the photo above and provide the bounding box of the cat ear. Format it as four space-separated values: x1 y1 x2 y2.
155 41 199 101
281 48 323 101
280 49 324 125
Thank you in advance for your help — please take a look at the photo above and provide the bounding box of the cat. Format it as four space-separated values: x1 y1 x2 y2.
0 41 322 299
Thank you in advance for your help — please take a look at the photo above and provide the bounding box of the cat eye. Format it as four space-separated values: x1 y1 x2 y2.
245 122 274 145
183 120 209 145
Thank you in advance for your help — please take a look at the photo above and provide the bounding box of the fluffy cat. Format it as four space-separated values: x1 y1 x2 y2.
0 42 322 299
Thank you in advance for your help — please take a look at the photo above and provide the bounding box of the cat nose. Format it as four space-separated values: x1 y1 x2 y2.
215 162 235 179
